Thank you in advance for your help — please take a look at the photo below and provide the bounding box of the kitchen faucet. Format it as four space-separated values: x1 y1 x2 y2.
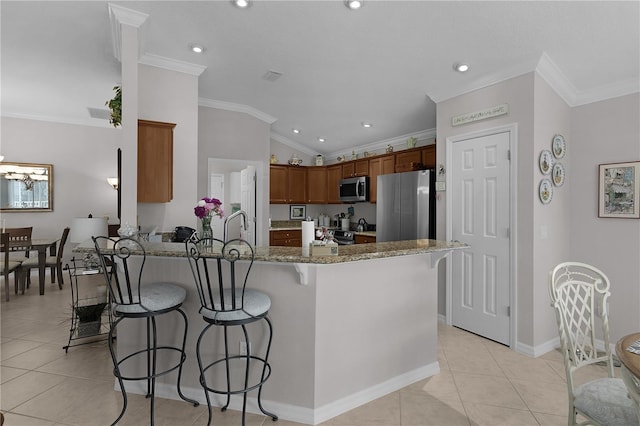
223 210 248 242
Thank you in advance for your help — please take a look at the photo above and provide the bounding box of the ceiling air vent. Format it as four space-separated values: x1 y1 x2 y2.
262 70 283 82
88 107 111 120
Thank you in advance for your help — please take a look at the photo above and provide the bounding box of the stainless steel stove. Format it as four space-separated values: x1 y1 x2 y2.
332 229 355 245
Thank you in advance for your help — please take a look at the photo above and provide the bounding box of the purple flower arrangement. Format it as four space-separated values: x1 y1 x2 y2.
194 197 224 219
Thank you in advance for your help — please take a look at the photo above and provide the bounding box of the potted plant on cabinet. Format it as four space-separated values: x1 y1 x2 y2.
105 85 121 128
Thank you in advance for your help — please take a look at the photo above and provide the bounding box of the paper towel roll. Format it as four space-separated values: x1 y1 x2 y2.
302 220 315 249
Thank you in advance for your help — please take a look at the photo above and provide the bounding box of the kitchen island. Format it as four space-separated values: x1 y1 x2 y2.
74 239 465 425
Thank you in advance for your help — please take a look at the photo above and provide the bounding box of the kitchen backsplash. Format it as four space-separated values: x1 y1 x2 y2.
269 203 376 226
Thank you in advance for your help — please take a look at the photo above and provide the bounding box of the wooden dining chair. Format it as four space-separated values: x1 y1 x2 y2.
6 227 33 263
22 227 69 290
1 232 23 301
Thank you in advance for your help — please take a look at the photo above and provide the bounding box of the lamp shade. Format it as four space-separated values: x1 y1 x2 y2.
69 217 108 243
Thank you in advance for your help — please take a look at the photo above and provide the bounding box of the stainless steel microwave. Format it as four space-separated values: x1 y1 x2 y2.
339 176 369 203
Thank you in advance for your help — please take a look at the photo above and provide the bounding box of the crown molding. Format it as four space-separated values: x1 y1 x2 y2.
140 53 207 76
108 3 149 62
535 52 577 106
323 128 437 161
270 132 319 157
428 61 535 104
199 98 277 124
572 77 640 106
2 111 118 129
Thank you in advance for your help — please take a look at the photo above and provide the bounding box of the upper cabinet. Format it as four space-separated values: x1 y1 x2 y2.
326 164 342 204
269 165 307 204
307 166 328 204
269 144 436 205
342 159 369 178
138 120 175 203
368 154 395 203
421 145 436 168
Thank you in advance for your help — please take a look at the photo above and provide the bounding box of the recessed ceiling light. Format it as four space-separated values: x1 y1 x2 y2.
345 0 364 10
453 63 469 73
190 44 205 53
318 138 326 143
232 0 251 8
292 128 300 134
362 122 372 128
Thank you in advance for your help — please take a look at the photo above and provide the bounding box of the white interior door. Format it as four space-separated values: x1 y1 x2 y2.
449 130 511 345
240 165 256 246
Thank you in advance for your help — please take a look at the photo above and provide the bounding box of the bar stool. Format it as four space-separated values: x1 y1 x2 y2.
93 236 199 425
185 237 277 426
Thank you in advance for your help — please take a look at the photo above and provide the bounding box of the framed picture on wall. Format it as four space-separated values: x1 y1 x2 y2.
598 161 640 218
290 205 306 220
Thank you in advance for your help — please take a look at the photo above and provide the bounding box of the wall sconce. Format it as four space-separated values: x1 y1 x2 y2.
107 177 119 190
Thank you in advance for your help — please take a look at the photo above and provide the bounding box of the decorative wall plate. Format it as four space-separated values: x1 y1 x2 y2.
539 149 554 175
539 178 553 204
552 162 565 187
552 134 566 159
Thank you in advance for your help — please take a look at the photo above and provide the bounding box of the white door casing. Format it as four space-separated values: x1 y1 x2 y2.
446 124 517 347
209 173 225 240
241 165 257 246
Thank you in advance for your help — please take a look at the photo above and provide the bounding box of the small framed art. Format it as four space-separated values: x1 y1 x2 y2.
598 161 640 218
290 205 306 220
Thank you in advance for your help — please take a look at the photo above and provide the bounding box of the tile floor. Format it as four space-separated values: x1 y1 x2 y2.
0 279 616 425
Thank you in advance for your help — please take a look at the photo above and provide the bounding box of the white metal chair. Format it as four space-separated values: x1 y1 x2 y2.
620 364 640 425
549 262 637 425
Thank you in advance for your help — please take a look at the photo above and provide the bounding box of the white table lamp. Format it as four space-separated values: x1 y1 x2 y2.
69 217 108 244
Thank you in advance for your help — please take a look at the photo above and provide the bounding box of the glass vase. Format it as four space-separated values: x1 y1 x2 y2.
201 216 213 240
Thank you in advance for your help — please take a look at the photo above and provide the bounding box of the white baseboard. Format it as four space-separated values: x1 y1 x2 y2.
128 362 440 425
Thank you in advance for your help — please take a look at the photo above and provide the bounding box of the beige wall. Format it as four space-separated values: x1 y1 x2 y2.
436 73 639 351
137 64 200 232
198 106 271 244
436 73 537 348
0 117 120 252
570 93 640 340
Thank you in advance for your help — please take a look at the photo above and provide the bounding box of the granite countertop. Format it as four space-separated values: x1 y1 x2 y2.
74 239 467 265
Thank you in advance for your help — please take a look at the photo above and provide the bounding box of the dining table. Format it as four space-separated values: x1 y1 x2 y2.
617 332 640 379
10 238 59 295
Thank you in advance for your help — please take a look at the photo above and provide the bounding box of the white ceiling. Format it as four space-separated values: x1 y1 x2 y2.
2 1 638 156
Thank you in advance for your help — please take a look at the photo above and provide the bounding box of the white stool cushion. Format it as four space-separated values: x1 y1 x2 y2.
574 377 638 425
114 282 186 315
201 289 271 323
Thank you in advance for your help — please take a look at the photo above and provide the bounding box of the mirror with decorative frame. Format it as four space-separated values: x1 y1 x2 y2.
0 162 53 212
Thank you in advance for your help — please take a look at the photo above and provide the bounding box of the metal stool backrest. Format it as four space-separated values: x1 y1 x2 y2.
93 236 147 311
549 262 614 388
185 237 255 315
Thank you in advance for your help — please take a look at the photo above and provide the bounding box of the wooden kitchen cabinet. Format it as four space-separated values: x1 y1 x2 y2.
269 165 307 204
269 165 289 203
421 145 436 168
137 119 175 203
394 148 423 173
307 166 327 203
288 166 307 203
342 159 369 178
270 229 302 247
368 154 395 203
326 164 342 204
355 234 376 244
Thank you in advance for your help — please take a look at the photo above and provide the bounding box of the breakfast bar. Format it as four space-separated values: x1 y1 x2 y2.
75 239 465 425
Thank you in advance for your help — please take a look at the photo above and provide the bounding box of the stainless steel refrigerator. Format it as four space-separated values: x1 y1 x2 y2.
376 169 436 242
